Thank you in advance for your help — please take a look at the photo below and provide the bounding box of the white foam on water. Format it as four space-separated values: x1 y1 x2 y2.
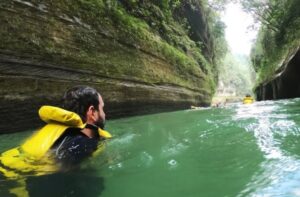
109 133 138 146
167 159 178 170
160 133 189 158
235 102 300 196
139 151 153 168
168 159 177 166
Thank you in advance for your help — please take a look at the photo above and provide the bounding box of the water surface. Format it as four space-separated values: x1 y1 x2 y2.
2 99 300 196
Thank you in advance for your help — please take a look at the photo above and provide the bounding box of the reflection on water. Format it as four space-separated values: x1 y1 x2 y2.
0 171 105 197
26 172 105 197
2 98 300 196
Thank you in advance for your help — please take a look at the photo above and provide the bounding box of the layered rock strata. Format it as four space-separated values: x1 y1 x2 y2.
0 0 214 133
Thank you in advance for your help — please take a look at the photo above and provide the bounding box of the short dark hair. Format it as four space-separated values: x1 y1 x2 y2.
62 85 100 122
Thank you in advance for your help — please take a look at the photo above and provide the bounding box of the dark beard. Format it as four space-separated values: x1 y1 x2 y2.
95 119 105 130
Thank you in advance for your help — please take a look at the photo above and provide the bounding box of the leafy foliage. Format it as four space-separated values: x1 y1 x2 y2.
246 0 300 84
206 0 236 12
115 0 229 92
239 0 286 32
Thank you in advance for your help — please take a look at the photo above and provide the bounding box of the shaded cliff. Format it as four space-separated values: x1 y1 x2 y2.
251 0 300 100
255 48 300 100
0 0 222 133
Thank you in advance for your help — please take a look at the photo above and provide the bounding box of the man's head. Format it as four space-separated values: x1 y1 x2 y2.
62 85 106 129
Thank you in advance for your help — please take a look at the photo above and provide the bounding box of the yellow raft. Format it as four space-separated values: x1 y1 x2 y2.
243 96 254 104
0 105 112 179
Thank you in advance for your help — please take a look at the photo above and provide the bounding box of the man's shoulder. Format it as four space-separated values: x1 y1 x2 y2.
51 128 82 149
63 128 83 137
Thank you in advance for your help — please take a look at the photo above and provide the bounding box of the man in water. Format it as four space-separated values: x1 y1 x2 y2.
50 85 108 168
0 85 110 197
0 85 111 177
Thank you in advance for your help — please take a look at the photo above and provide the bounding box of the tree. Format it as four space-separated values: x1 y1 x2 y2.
239 0 288 32
206 0 237 12
247 0 300 84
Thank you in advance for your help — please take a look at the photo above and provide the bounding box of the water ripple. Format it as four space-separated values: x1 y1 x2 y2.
236 100 300 197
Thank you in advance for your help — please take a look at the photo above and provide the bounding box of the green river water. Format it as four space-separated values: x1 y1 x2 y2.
2 98 300 196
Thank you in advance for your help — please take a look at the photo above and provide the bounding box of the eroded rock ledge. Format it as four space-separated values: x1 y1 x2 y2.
255 48 300 101
0 54 210 133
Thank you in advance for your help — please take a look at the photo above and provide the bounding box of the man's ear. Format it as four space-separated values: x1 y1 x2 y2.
86 106 96 120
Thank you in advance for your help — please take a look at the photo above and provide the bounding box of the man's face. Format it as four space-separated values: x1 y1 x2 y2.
94 94 106 129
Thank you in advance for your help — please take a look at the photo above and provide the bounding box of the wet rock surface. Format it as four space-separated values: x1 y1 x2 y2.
0 54 210 133
0 1 213 133
255 48 300 101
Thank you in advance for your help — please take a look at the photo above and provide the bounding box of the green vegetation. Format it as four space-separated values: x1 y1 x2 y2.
0 0 228 96
202 0 255 98
217 53 255 96
241 0 300 85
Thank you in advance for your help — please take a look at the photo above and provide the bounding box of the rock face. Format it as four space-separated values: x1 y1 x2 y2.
251 0 300 101
0 0 216 133
255 48 300 101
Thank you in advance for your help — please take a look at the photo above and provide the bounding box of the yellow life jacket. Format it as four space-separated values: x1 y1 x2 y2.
0 105 112 179
243 96 254 104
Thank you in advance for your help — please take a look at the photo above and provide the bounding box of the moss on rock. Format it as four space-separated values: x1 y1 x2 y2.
0 0 219 132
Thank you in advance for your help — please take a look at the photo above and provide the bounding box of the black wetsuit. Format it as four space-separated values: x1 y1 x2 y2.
50 128 99 168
